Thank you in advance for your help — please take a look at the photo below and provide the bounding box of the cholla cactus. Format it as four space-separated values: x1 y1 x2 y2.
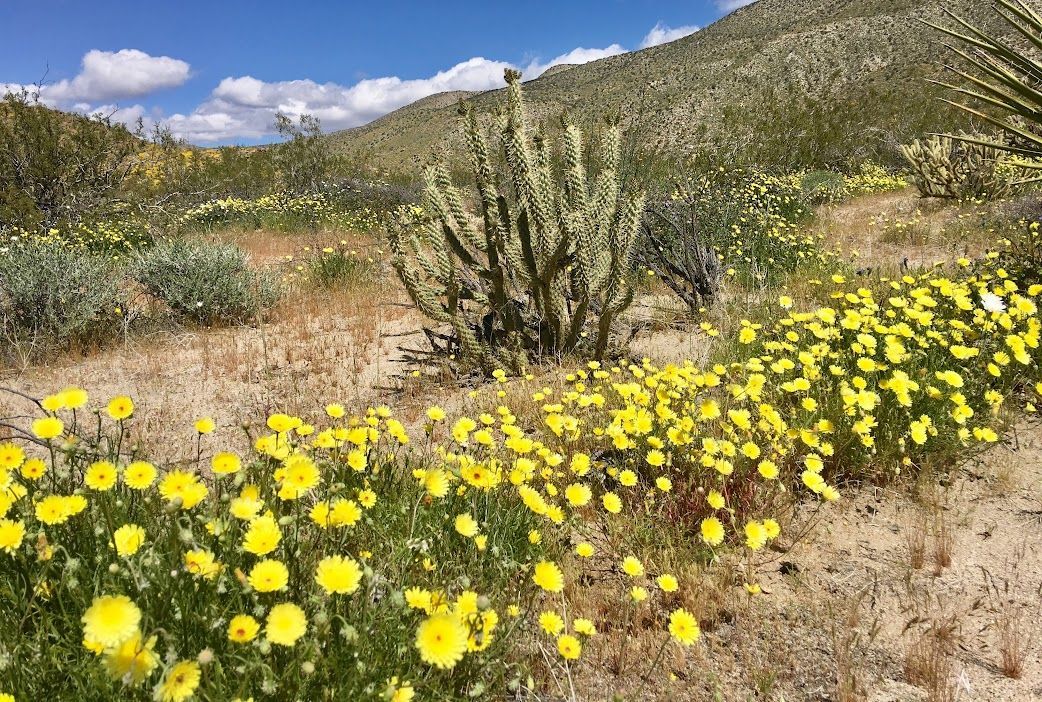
900 134 1013 199
390 70 644 374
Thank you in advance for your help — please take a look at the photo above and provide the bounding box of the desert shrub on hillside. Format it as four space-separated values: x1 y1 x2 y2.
0 241 124 353
391 70 644 374
132 239 279 325
0 91 141 231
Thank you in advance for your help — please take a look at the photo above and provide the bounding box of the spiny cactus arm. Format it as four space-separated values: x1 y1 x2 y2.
434 167 487 253
502 70 557 259
561 121 589 213
409 236 444 282
593 285 635 360
460 105 514 319
498 195 530 288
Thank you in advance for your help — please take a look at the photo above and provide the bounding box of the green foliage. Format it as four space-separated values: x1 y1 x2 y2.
390 70 645 374
997 220 1042 286
801 170 848 205
307 246 380 289
0 91 141 230
272 113 344 193
132 239 279 325
900 133 1015 199
0 240 124 353
179 192 384 234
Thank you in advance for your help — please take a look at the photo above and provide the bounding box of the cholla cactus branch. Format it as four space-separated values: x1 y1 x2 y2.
390 70 645 374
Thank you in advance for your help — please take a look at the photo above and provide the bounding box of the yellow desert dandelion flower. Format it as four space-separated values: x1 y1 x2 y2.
557 634 581 660
228 614 260 643
564 482 592 507
539 611 564 635
60 386 89 408
533 561 564 593
0 443 24 470
84 461 117 491
193 417 216 434
573 618 597 636
0 519 25 554
42 393 65 412
211 452 241 475
621 556 644 577
20 457 46 481
157 660 200 702
248 559 289 592
112 524 146 557
266 603 307 646
81 595 141 648
31 416 64 440
668 608 700 646
315 555 363 595
159 470 208 509
35 495 72 525
184 549 221 579
425 406 446 422
657 574 679 592
415 613 468 669
103 632 158 685
106 396 134 421
454 513 479 538
123 461 157 489
700 516 725 546
242 515 282 556
744 520 768 550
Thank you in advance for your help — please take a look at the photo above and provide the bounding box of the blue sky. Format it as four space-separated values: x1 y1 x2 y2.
1 0 754 144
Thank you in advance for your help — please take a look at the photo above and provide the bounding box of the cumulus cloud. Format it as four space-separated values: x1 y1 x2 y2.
716 0 757 11
42 49 190 102
640 22 700 48
3 19 708 143
522 44 627 79
165 44 629 142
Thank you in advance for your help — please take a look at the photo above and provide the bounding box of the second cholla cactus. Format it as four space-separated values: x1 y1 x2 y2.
901 133 1014 200
390 69 645 374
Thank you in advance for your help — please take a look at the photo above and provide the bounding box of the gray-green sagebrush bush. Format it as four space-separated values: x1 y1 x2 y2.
0 241 125 353
132 239 279 325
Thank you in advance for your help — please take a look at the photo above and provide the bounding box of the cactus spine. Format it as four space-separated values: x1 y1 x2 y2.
390 69 645 374
900 133 1013 200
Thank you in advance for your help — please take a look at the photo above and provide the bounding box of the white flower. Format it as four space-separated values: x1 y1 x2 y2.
980 292 1006 313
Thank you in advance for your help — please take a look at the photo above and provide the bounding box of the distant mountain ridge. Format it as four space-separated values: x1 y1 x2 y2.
328 0 1004 172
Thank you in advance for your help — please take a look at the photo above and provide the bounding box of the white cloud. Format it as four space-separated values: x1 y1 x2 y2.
716 0 757 11
640 22 700 49
164 45 629 143
3 20 703 143
43 49 190 102
522 44 627 79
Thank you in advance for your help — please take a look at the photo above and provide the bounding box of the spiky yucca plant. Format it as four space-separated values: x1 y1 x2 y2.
928 0 1042 170
390 70 645 374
